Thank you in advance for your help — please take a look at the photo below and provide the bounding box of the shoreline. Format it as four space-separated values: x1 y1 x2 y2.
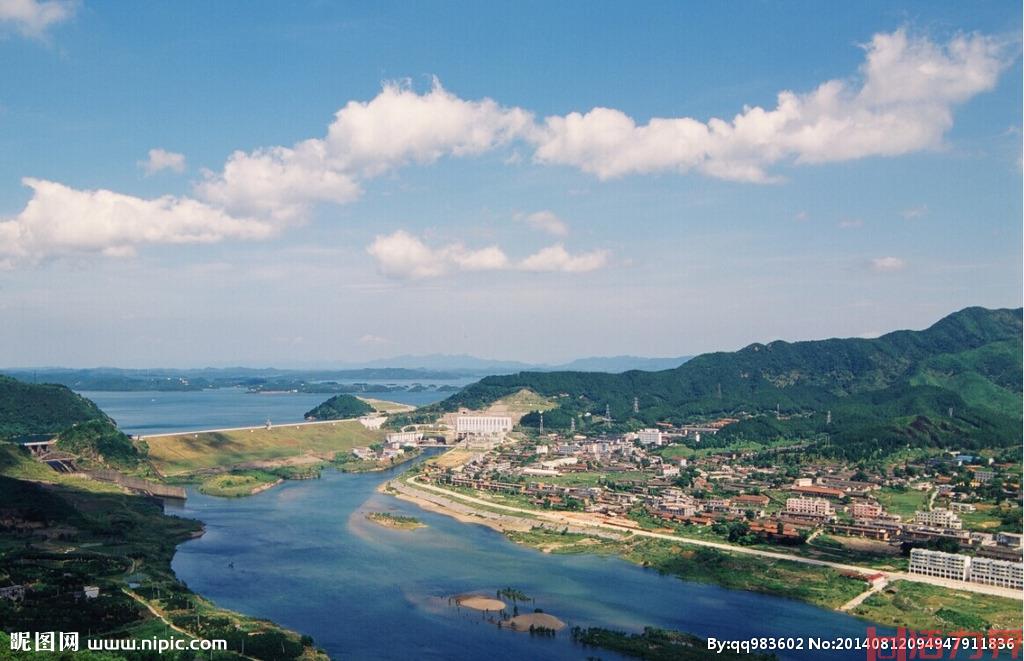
385 476 1024 631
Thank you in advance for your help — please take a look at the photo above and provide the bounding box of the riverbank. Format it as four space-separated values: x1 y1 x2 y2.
389 476 1024 632
0 475 326 660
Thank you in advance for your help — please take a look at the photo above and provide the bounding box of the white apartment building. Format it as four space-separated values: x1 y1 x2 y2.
913 508 963 530
455 415 512 435
909 548 970 581
969 556 1024 590
909 549 1023 590
851 502 883 519
786 497 834 517
386 431 423 446
637 428 664 446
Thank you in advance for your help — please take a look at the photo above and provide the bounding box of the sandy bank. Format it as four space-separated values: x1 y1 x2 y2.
505 612 566 631
456 595 507 611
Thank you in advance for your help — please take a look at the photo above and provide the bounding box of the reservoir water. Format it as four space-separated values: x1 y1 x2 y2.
170 462 884 661
80 384 466 435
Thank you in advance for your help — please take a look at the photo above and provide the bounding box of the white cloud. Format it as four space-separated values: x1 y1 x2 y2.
365 230 509 280
870 256 907 272
2 29 1010 267
139 148 187 175
365 230 608 279
519 244 610 273
794 210 809 222
358 334 390 346
519 210 569 236
197 78 532 222
0 0 75 38
530 29 1010 181
901 204 928 219
838 218 864 229
0 178 273 265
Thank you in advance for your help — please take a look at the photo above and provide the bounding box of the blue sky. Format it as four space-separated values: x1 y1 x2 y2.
0 1 1020 367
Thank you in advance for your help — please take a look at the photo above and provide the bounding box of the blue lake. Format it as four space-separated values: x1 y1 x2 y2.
80 385 465 435
170 460 886 661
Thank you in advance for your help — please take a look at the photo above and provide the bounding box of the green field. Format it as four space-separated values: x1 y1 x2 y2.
852 580 1022 631
876 487 932 519
199 470 283 497
145 421 384 475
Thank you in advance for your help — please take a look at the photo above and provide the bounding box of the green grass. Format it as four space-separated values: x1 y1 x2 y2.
852 580 1022 631
366 512 425 530
144 421 384 475
199 470 282 497
876 487 931 519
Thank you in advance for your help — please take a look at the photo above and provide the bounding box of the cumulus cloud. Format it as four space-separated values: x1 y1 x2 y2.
365 230 608 279
0 178 273 265
2 29 1011 266
518 243 610 273
519 210 569 236
139 148 187 175
0 0 75 38
530 29 1011 181
870 256 907 272
365 230 509 280
196 78 533 222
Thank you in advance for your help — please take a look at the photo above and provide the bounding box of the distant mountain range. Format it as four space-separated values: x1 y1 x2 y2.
354 354 692 373
416 306 1022 461
1 355 693 391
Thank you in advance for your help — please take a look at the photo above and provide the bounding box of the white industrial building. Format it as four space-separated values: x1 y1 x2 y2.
386 431 423 446
455 415 512 435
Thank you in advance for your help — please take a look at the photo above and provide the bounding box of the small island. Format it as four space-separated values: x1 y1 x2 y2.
365 511 426 530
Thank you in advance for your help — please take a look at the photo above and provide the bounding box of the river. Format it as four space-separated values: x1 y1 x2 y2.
168 461 883 661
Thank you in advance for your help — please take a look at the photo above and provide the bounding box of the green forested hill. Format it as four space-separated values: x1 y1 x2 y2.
304 393 374 420
0 375 111 438
425 307 1023 458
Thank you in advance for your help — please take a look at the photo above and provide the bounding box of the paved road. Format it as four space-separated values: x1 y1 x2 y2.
403 477 1023 601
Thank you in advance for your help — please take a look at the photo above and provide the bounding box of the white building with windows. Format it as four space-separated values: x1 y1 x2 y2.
969 556 1024 590
637 428 664 446
909 549 1023 590
386 431 423 446
786 497 834 517
909 548 970 581
913 508 962 530
455 415 512 436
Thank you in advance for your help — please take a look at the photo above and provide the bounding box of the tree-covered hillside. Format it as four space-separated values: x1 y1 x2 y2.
0 375 111 439
304 393 374 420
422 307 1023 458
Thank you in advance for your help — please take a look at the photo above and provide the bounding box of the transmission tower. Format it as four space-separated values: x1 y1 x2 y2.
605 404 612 428
539 411 544 435
570 417 576 434
633 396 639 414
